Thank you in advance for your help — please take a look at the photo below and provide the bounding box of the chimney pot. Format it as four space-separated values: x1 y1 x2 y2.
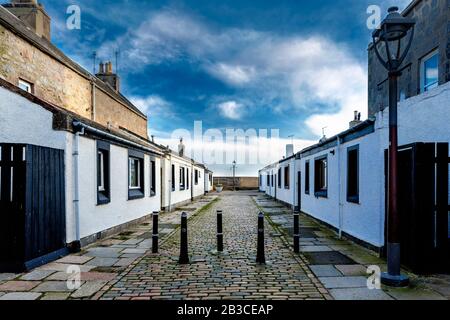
99 62 104 74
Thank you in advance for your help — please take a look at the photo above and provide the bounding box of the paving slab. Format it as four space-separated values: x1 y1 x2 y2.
86 257 119 267
80 272 117 281
0 292 4 297
38 262 95 272
114 258 137 267
20 269 56 281
121 239 145 245
0 280 40 291
71 281 107 299
121 248 147 254
335 264 368 276
330 288 393 300
46 272 72 281
384 287 446 300
32 281 78 293
40 293 71 300
85 248 123 258
0 292 42 300
310 265 343 277
303 251 355 265
56 255 94 265
300 245 332 252
319 276 367 289
0 274 18 282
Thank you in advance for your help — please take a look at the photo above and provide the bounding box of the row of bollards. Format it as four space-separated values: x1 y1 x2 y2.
151 209 301 266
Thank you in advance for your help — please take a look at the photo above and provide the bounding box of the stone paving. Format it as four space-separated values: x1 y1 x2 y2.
97 191 330 300
0 194 218 300
253 193 449 300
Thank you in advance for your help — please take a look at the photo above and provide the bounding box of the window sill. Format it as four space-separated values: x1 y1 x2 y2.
97 192 110 205
347 196 359 204
314 191 328 198
128 189 145 200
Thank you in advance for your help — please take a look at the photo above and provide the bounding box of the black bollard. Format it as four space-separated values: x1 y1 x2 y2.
256 212 266 264
179 212 189 264
152 211 159 253
217 210 223 252
293 212 300 253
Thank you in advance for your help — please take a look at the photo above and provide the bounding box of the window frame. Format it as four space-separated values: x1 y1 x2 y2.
171 164 176 192
420 49 439 93
278 168 282 188
314 155 328 198
180 166 186 190
18 79 33 93
305 161 310 195
284 165 290 189
150 158 156 197
128 149 145 200
97 141 110 205
195 169 199 185
346 145 359 204
186 168 190 190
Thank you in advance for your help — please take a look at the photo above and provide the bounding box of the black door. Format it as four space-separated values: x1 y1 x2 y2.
297 171 301 212
384 143 449 274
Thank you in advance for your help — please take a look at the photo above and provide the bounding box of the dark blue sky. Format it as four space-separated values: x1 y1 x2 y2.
42 0 409 175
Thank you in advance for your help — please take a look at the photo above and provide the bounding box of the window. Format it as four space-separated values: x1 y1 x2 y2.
420 49 439 93
284 165 290 189
186 168 190 189
210 173 213 186
150 159 156 197
97 141 110 205
267 174 270 186
194 169 199 185
128 150 144 200
314 156 328 198
180 167 186 190
18 79 33 93
347 146 359 203
305 161 310 195
278 168 282 188
171 164 176 191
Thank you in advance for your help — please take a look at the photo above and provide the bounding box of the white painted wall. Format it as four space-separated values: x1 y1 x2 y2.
205 171 214 192
275 157 301 208
193 164 206 198
69 137 162 241
0 87 67 149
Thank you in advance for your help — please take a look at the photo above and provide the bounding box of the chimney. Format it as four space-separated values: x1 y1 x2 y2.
349 110 362 128
96 61 120 92
4 0 51 41
178 138 185 157
286 144 294 158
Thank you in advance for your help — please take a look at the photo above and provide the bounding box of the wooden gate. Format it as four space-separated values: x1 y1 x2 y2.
0 144 67 272
384 142 449 274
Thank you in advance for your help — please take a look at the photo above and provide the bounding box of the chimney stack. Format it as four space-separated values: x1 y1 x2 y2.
286 144 294 158
349 110 362 129
178 138 185 157
96 61 120 92
4 0 51 41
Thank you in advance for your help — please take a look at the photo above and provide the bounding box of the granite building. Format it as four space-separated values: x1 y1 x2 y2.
368 0 450 116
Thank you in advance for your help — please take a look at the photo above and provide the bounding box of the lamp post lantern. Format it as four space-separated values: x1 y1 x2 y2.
372 6 415 287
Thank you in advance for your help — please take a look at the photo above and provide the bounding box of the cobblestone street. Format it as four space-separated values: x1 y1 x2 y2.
98 192 329 300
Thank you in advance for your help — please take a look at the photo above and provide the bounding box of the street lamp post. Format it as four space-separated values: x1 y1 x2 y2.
232 160 237 191
372 7 415 287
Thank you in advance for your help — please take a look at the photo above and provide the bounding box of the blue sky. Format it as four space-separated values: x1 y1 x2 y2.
43 0 410 175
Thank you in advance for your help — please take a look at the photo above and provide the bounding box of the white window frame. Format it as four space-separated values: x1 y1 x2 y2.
98 151 105 192
420 49 439 93
129 157 141 189
18 79 33 93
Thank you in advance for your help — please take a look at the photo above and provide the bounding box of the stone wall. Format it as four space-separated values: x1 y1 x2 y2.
0 24 148 138
368 0 450 116
213 177 259 190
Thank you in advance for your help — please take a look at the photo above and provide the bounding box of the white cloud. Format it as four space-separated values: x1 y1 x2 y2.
100 9 368 138
130 95 172 116
217 101 245 120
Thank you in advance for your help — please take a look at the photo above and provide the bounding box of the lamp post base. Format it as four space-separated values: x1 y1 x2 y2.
381 272 409 287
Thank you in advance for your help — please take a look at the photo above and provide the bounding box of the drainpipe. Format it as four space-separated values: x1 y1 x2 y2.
91 81 96 121
72 126 84 252
168 153 172 212
292 159 296 211
337 137 343 239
